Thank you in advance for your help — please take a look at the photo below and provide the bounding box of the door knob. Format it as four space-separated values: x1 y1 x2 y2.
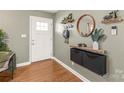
32 40 35 45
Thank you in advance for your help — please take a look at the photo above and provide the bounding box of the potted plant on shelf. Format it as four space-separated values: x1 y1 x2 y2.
91 28 106 50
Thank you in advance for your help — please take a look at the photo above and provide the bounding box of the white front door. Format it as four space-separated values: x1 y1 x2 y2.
30 16 53 62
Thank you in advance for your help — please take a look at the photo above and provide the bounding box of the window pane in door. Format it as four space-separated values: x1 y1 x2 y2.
36 22 48 31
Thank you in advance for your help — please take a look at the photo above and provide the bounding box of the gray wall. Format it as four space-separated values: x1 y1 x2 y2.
0 10 54 64
54 10 124 82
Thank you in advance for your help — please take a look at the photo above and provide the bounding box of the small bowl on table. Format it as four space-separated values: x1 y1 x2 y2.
77 43 87 47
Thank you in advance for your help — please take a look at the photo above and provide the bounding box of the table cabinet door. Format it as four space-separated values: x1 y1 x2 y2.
70 48 83 65
83 51 106 75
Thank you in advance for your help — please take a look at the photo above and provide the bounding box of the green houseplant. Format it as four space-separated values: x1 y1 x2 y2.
0 29 10 63
91 28 106 50
0 29 9 51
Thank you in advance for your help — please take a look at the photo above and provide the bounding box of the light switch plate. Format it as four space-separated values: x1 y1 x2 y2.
21 34 27 38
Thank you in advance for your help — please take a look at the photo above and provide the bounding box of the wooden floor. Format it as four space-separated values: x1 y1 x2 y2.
0 59 82 82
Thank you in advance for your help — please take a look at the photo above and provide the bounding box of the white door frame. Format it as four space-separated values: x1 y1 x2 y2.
29 16 53 63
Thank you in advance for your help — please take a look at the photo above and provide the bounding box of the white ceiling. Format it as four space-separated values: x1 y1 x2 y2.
42 10 58 13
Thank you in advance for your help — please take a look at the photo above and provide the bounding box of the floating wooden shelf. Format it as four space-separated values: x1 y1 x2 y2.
101 18 124 24
70 45 105 55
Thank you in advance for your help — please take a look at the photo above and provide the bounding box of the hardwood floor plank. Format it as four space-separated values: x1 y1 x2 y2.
0 59 82 82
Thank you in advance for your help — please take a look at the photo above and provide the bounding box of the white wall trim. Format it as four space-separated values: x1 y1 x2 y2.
17 61 31 67
29 16 32 64
51 57 90 82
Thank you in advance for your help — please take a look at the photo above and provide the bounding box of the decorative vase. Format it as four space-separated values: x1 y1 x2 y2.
93 41 99 50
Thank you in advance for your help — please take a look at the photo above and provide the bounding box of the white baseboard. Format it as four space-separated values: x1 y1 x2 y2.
51 57 90 82
17 61 31 67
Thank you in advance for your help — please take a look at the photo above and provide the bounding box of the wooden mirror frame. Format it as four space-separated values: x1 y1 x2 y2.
77 14 96 37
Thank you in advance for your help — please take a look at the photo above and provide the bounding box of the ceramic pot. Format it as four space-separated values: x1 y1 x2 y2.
93 41 99 50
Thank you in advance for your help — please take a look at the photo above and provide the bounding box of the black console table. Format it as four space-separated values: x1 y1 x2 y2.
70 46 106 76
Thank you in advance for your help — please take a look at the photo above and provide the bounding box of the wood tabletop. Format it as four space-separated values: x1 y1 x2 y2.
70 45 105 55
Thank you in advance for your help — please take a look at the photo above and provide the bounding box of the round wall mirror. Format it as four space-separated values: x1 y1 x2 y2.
77 14 96 37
